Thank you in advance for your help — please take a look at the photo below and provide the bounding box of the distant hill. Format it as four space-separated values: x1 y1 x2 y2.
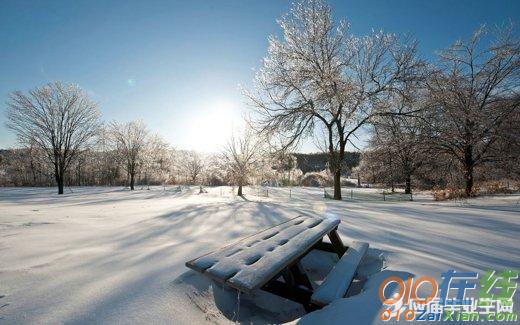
293 152 360 175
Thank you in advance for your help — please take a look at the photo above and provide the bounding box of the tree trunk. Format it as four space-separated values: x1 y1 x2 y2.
57 178 64 194
55 162 64 195
30 159 37 185
325 123 348 200
464 165 474 197
405 174 412 194
56 171 65 195
464 145 474 197
238 184 243 196
389 155 395 193
357 173 361 188
130 172 135 190
333 170 342 200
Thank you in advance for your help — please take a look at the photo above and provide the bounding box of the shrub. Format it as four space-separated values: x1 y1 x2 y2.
432 186 468 201
207 175 225 186
341 179 357 187
301 171 332 187
483 181 515 194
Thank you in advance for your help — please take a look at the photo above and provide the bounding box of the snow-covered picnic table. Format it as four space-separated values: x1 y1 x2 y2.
186 215 368 311
186 215 339 291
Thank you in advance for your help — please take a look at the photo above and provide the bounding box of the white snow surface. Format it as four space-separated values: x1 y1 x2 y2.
0 186 519 324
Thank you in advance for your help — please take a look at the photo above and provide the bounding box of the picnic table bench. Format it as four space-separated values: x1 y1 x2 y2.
186 215 368 311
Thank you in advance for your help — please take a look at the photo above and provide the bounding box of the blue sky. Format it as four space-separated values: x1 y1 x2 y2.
1 0 519 152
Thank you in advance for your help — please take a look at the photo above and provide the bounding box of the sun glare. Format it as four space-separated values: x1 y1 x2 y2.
188 98 237 152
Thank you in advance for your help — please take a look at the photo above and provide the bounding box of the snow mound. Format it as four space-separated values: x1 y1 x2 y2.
171 271 305 324
173 248 388 324
291 270 412 325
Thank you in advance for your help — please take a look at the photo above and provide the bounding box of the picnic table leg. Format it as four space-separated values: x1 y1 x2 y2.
327 228 347 257
262 261 318 313
290 261 317 312
289 261 313 291
281 269 295 286
262 279 318 312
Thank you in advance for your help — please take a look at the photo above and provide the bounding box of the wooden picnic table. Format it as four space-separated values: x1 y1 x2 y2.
186 215 348 311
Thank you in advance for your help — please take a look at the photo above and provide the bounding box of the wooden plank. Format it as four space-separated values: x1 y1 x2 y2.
185 215 340 293
185 216 303 273
225 218 338 292
186 216 304 274
311 241 369 306
289 261 313 290
281 268 295 286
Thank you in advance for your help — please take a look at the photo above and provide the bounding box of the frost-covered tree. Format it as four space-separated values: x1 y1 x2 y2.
182 151 205 185
109 120 148 190
492 106 520 181
221 129 263 196
0 148 51 186
203 154 227 186
142 134 170 188
427 25 520 196
25 140 47 185
5 82 100 194
369 89 429 194
270 151 303 186
247 0 422 200
94 126 121 186
357 143 396 189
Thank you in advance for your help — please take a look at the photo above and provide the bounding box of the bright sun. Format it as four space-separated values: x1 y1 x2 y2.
188 99 237 152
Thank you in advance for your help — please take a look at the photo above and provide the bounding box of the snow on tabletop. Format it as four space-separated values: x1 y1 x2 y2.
186 215 340 292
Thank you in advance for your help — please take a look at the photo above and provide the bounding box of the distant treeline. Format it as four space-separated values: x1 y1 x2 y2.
293 152 360 175
0 148 359 188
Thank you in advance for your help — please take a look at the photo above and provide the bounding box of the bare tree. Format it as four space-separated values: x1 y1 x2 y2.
246 0 422 200
203 154 227 186
272 151 298 185
95 126 121 186
26 139 46 185
6 82 100 194
357 142 396 188
369 89 430 194
110 120 148 190
492 105 520 182
426 25 520 196
221 129 263 196
142 134 170 189
182 151 205 185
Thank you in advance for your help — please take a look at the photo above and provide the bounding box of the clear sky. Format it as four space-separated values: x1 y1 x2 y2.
1 0 519 152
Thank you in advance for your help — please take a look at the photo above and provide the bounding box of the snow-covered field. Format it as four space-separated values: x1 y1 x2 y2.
0 186 519 324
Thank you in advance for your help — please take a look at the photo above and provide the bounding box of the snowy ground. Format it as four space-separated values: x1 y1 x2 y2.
0 186 519 324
